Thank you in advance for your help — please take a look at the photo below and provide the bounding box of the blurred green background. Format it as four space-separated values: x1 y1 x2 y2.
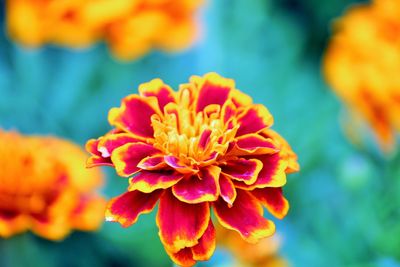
1 0 400 266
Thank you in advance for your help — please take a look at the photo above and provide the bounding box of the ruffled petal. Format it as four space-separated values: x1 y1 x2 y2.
138 79 176 111
85 138 112 167
191 219 216 261
108 95 161 139
137 155 167 170
219 173 237 206
213 190 275 243
105 190 162 227
172 166 221 204
111 143 160 177
230 134 279 155
261 129 300 173
164 155 199 174
236 104 273 136
221 158 262 185
192 72 234 112
157 190 210 253
98 133 140 158
252 187 289 219
234 153 287 190
128 171 184 193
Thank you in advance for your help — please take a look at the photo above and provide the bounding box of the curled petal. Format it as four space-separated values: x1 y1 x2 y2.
85 139 112 167
193 72 234 112
129 171 184 193
108 95 161 139
236 104 273 136
98 133 140 157
137 155 167 170
139 79 176 111
111 143 160 177
221 158 262 185
105 190 162 227
252 188 289 219
157 190 210 253
231 134 279 155
191 219 216 261
261 129 300 173
234 153 287 190
213 190 275 243
87 155 113 168
172 166 221 204
219 174 237 206
164 155 198 174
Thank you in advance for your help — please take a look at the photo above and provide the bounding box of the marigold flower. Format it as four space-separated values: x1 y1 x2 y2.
86 72 299 266
217 225 288 267
0 130 105 240
6 0 203 60
323 0 400 151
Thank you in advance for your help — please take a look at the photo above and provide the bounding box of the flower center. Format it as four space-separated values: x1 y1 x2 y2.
151 89 238 166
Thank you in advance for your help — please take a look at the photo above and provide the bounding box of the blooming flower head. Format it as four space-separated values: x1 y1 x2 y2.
6 0 203 60
86 72 299 266
217 225 288 267
0 130 105 240
323 0 400 151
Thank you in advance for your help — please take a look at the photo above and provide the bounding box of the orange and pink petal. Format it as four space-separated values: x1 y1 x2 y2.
172 166 221 204
128 171 184 193
221 158 262 185
213 190 275 243
138 79 176 111
106 190 162 227
252 187 289 219
156 190 210 253
111 143 161 177
193 73 234 112
191 219 216 261
231 134 279 155
108 95 161 139
219 174 237 206
236 105 274 136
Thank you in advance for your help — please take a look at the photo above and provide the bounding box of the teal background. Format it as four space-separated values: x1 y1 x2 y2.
1 0 400 266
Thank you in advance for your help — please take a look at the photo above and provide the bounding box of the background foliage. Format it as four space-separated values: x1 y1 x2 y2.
1 0 400 266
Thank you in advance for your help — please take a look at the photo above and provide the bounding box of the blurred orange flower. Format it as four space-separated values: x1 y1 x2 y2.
323 0 400 152
0 130 106 240
86 72 299 266
6 0 203 60
217 225 288 267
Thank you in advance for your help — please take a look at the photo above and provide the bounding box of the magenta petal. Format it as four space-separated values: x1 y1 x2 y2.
106 190 162 227
137 155 167 170
236 105 273 136
157 190 210 253
213 190 275 243
109 95 160 139
219 174 237 206
195 74 232 112
129 171 184 193
111 143 161 177
164 155 198 174
221 158 262 185
139 80 176 111
172 166 221 204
